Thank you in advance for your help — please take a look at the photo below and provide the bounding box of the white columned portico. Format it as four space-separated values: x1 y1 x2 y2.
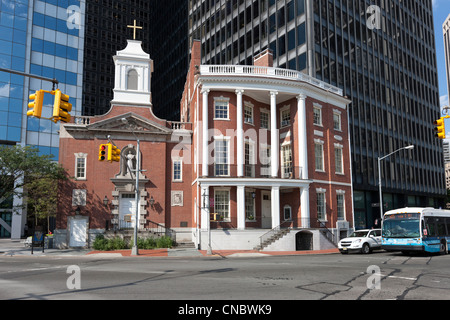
236 185 246 230
202 89 210 177
270 91 279 178
271 186 280 228
297 94 308 179
236 90 244 177
301 186 310 228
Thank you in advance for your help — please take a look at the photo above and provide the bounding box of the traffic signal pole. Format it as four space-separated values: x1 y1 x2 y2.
0 67 58 90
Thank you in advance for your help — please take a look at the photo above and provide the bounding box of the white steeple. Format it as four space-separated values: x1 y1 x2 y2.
111 39 153 107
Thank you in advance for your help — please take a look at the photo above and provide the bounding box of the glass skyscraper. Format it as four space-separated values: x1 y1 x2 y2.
0 0 85 238
188 0 445 228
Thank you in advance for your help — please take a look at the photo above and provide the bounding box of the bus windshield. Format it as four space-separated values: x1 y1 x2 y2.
382 219 420 238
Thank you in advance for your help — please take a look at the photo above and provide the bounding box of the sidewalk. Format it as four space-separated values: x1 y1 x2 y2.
0 239 339 258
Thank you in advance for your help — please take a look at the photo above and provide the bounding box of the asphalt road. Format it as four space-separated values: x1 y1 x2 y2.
1 251 450 302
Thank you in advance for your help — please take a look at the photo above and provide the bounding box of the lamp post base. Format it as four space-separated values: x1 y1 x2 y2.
131 246 139 256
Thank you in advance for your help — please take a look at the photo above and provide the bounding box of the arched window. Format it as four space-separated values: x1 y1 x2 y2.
127 69 138 90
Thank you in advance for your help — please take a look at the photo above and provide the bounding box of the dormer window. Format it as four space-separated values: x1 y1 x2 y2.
127 69 138 90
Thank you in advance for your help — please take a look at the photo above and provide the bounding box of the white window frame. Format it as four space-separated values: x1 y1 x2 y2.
260 109 270 129
213 97 229 120
314 139 325 172
334 144 344 174
214 188 230 221
316 188 326 221
172 159 183 182
74 153 87 180
244 101 254 125
280 105 291 128
244 139 256 177
283 205 292 221
214 136 230 176
313 104 323 126
260 144 271 177
245 189 256 221
281 142 293 178
333 110 342 131
336 190 346 221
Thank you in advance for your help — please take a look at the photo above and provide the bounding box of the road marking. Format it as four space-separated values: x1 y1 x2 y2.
380 274 417 281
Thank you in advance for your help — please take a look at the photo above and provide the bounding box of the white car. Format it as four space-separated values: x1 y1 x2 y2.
338 229 382 254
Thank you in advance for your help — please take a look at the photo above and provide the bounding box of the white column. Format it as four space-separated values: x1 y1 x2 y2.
202 89 210 177
297 94 308 179
270 91 279 178
271 186 280 228
301 186 310 228
237 185 246 230
200 185 210 231
236 90 244 177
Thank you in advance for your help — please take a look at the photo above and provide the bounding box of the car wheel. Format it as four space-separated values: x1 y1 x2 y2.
362 243 371 254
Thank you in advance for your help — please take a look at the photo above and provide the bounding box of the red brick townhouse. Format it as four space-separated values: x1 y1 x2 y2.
54 39 353 251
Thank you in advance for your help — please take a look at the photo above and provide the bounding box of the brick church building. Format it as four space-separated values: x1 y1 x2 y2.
54 38 353 251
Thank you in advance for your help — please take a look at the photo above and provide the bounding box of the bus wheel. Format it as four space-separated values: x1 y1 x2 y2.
440 242 448 255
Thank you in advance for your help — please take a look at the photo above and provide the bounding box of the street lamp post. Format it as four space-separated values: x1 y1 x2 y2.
378 145 414 219
121 118 141 256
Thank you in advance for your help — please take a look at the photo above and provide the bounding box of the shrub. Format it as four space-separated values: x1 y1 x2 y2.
93 235 129 251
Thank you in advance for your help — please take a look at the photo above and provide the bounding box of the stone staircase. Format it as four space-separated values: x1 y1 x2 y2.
175 241 196 249
253 229 291 251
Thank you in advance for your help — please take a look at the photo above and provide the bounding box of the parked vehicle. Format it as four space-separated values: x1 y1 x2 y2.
338 229 382 254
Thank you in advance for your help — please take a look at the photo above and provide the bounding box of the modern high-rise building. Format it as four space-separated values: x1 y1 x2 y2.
188 0 445 228
149 0 189 121
0 0 85 238
443 13 450 102
82 0 152 116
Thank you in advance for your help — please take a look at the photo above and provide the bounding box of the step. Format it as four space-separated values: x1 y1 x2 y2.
175 242 196 249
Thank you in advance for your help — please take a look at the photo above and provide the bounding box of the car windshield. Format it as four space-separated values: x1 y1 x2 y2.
382 219 420 238
349 231 369 238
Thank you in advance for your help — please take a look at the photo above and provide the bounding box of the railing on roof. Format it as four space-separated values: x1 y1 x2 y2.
199 65 343 96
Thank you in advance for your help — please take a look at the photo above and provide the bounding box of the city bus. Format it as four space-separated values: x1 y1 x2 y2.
381 207 450 254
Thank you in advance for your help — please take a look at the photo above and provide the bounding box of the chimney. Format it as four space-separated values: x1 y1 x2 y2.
253 49 273 67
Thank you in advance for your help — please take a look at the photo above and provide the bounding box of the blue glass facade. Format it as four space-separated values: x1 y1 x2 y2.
0 0 85 238
0 0 84 158
0 0 28 142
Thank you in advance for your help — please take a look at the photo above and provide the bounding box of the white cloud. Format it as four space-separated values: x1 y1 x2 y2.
440 94 449 108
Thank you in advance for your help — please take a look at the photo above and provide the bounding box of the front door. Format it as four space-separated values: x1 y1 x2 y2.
119 194 137 228
69 218 86 247
261 191 271 228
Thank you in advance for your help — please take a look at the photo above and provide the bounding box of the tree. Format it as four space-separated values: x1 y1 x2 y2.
0 145 67 211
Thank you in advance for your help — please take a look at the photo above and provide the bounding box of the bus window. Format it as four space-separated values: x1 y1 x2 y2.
437 218 447 237
446 218 450 236
425 218 436 237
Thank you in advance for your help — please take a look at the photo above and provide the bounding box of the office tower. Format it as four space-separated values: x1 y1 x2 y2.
189 0 445 228
0 0 86 238
149 0 189 121
444 13 450 102
82 0 152 116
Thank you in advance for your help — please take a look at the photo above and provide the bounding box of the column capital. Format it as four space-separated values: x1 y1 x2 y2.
235 89 244 95
269 90 278 96
201 88 210 94
297 93 307 101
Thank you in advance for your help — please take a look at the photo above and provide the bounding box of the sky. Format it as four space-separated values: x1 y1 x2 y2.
433 0 450 109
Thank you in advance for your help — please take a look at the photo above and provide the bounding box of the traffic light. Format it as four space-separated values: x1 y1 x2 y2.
107 143 121 162
98 144 107 161
434 117 446 139
27 90 44 118
52 89 72 123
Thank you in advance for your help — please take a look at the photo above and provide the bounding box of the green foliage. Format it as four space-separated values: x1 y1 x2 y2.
0 145 67 215
93 234 174 251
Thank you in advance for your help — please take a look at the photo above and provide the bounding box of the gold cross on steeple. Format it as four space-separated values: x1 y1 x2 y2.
127 20 142 40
